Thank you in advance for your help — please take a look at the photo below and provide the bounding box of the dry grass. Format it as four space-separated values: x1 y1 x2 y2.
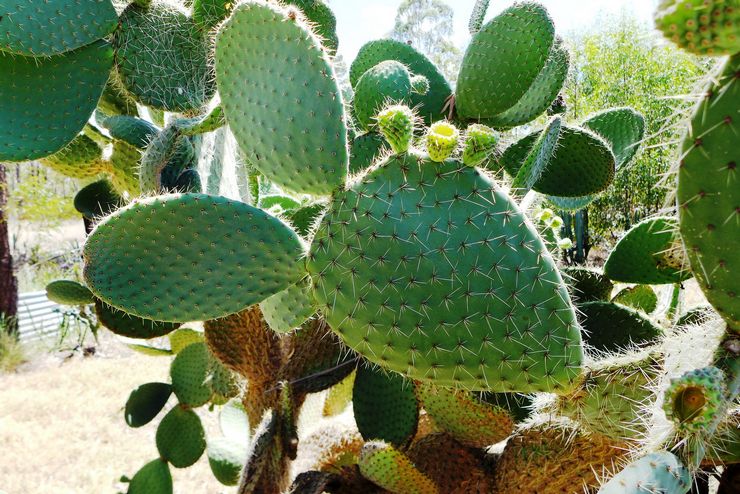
0 331 25 373
0 349 233 494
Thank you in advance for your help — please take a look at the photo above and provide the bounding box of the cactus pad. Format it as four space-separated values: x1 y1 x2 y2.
359 441 439 494
308 153 583 393
0 0 117 56
45 280 95 306
170 342 212 407
562 267 614 302
289 0 339 54
192 0 234 32
94 301 181 339
216 1 348 196
579 301 663 352
604 217 690 285
156 406 207 468
350 39 451 126
83 193 305 322
97 114 159 149
598 451 690 494
0 41 113 162
582 107 645 169
208 437 247 486
125 382 172 428
664 366 727 433
353 365 419 447
501 125 615 197
40 134 105 179
74 180 123 221
127 459 172 494
510 116 562 194
259 279 316 333
677 54 740 330
612 285 658 314
354 60 414 131
350 132 387 175
655 0 740 56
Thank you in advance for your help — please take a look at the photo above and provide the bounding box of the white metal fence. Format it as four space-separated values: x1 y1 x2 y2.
17 291 63 342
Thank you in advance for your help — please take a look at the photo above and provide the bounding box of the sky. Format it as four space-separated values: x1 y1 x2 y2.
328 0 660 61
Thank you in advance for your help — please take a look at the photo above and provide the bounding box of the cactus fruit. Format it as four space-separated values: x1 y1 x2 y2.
216 1 348 196
74 180 123 221
579 301 663 352
259 279 316 333
0 0 118 57
349 132 388 175
126 459 173 494
676 53 740 330
114 2 215 112
604 217 690 285
39 134 106 179
0 40 113 162
358 441 440 494
461 124 498 167
597 451 691 494
207 437 247 486
170 342 212 407
562 267 614 302
83 193 305 322
415 382 514 448
353 61 415 131
613 285 659 314
155 405 207 468
375 105 416 153
349 39 451 126
502 124 615 197
655 0 740 56
582 107 646 169
125 382 172 428
94 300 181 339
45 280 95 306
556 352 663 440
494 422 628 494
308 149 583 393
664 366 727 433
353 365 419 447
425 122 460 162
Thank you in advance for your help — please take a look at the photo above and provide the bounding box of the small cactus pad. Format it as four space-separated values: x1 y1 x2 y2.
597 451 690 494
83 194 305 322
510 116 562 194
156 406 207 468
73 180 123 221
350 39 451 126
285 203 327 239
127 459 172 494
582 107 645 169
0 41 113 162
114 2 215 112
207 437 247 486
0 0 117 56
259 279 316 333
562 267 614 302
353 365 419 447
308 153 583 393
455 2 556 121
349 132 387 175
416 382 514 448
125 382 172 428
579 301 663 352
359 441 440 494
192 0 234 32
97 114 159 149
494 422 627 494
425 122 460 162
604 217 690 285
376 105 415 154
288 0 339 54
98 78 139 117
106 141 142 196
557 352 663 440
655 0 740 56
677 54 740 330
216 1 348 196
354 60 413 131
469 0 492 34
94 300 181 339
664 366 727 433
462 124 498 167
612 285 658 314
170 342 212 407
168 328 204 354
501 125 615 197
39 134 105 179
45 280 95 306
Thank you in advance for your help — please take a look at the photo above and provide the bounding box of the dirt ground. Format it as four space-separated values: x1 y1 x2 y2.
0 338 232 494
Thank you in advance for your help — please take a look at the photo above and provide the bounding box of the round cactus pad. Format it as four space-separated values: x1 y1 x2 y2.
579 301 663 352
216 1 348 196
39 134 106 179
0 41 113 162
350 132 387 175
0 0 117 56
156 406 207 468
127 459 172 494
83 194 305 322
455 2 555 120
582 107 645 169
350 39 451 126
308 154 583 393
114 2 215 112
125 382 172 428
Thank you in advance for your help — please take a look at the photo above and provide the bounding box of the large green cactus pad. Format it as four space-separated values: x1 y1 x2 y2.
579 301 663 352
604 217 690 285
114 2 215 112
0 0 117 56
455 2 556 121
350 39 451 126
308 153 583 393
84 194 305 322
216 1 348 196
0 41 113 162
677 54 740 330
582 107 645 169
39 134 105 179
127 459 172 494
598 451 690 494
156 406 207 468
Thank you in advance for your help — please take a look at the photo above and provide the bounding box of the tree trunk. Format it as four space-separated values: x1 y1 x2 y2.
0 164 18 334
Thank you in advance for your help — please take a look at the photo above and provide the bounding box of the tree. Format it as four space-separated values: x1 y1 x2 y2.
0 163 18 334
389 0 461 83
